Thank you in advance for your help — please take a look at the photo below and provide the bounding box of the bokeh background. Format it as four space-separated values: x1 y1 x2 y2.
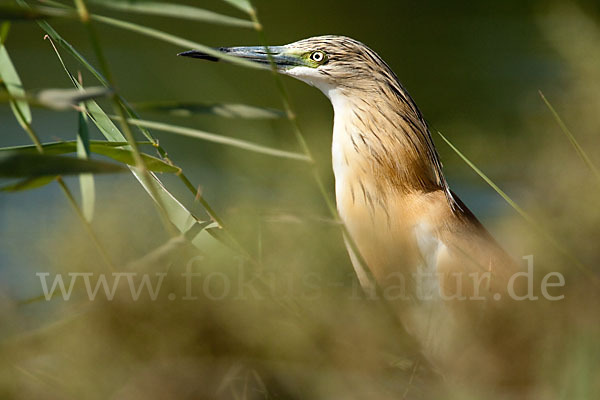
1 0 600 399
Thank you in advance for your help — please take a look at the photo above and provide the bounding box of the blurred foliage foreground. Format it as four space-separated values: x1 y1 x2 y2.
1 1 600 399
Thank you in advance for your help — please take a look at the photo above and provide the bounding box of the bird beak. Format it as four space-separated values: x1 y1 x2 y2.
177 46 305 70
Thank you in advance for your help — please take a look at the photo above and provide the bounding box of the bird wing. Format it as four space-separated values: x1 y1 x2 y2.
429 191 519 299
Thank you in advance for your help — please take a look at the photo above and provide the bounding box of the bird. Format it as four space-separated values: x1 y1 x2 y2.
178 36 528 389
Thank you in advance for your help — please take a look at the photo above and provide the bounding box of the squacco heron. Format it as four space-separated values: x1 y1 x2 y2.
179 36 524 385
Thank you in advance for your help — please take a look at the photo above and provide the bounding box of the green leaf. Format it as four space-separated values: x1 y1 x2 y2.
539 91 600 183
89 0 256 28
0 153 127 177
438 132 542 229
77 111 92 156
34 17 159 145
94 146 180 173
0 4 73 20
0 176 56 192
0 140 133 155
220 0 254 15
89 13 264 70
0 140 179 173
437 131 597 284
134 101 285 119
0 86 111 110
86 100 128 142
38 20 108 86
123 117 311 161
37 15 231 254
84 99 219 245
0 43 31 128
77 108 95 222
0 22 10 45
37 86 112 110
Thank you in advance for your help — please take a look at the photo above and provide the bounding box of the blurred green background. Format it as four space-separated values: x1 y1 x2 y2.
1 0 600 398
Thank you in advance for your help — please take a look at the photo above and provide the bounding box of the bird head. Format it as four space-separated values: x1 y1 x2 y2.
178 35 398 97
179 35 453 204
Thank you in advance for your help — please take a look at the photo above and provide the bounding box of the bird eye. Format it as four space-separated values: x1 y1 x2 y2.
310 51 325 63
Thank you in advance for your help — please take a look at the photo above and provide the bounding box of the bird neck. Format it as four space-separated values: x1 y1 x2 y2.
325 85 451 201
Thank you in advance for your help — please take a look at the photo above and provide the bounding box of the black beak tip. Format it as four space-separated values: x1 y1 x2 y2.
177 50 220 62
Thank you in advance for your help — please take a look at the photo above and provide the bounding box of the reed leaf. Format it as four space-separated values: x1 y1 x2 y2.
0 140 179 173
0 86 111 110
134 101 285 119
539 91 600 183
31 7 157 146
0 43 31 129
220 0 255 15
84 97 223 250
0 4 73 20
90 13 264 70
39 20 107 86
0 153 127 177
0 176 57 192
91 146 180 173
0 140 133 154
122 117 311 162
34 4 239 255
77 107 95 222
89 0 256 29
38 86 112 110
0 21 10 45
437 131 597 283
27 0 255 70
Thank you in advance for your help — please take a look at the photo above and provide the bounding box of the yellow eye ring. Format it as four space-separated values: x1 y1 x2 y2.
310 51 326 63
